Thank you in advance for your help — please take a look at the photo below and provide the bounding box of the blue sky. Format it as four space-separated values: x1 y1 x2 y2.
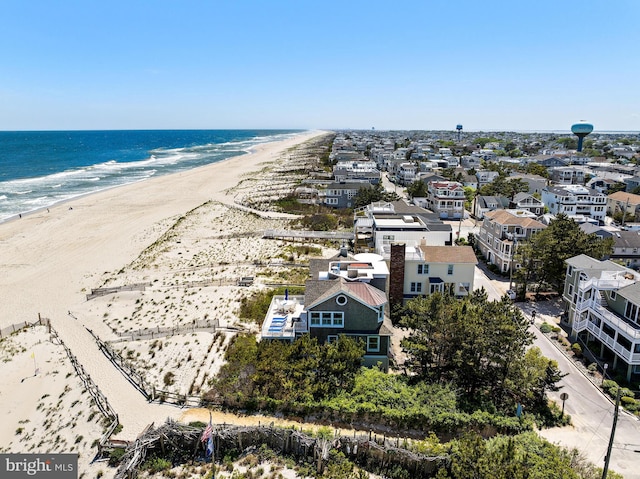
1 0 638 131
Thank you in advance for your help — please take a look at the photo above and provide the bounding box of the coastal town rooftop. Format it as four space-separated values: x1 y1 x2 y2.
260 294 306 341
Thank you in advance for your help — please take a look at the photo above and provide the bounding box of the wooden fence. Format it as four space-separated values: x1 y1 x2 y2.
114 420 447 479
107 319 220 343
4 316 123 454
0 315 50 339
87 327 217 408
86 282 151 300
86 328 151 400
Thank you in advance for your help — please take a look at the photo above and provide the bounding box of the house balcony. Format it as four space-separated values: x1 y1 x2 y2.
573 313 640 364
261 295 307 341
577 275 637 293
574 297 640 340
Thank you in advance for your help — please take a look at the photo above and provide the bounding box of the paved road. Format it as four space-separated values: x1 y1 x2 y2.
474 261 509 301
474 265 640 478
530 314 640 479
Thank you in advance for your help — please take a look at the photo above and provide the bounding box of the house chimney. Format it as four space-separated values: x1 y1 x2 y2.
388 243 406 311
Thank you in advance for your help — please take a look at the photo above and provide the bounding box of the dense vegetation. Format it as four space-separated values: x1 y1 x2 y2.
211 290 565 437
399 290 565 420
513 213 614 296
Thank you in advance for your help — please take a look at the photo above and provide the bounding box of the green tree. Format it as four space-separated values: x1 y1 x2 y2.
439 431 588 479
557 137 578 150
399 292 534 410
352 183 400 208
407 179 428 198
525 162 550 178
514 213 614 294
478 177 528 200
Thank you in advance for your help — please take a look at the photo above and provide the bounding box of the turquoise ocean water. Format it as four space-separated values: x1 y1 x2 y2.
0 130 302 222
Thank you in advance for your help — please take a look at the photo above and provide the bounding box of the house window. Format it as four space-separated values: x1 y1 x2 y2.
410 282 422 293
417 264 429 275
610 291 616 300
447 265 454 275
327 335 338 343
625 301 638 322
367 336 380 353
567 266 573 276
310 311 344 328
336 295 348 306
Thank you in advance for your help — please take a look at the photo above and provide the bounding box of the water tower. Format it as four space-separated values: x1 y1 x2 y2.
571 121 593 152
456 124 463 141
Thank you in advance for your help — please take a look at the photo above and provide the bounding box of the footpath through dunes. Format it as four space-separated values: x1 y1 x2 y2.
0 131 326 445
48 315 181 439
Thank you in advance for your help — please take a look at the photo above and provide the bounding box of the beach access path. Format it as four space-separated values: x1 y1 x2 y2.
0 131 325 440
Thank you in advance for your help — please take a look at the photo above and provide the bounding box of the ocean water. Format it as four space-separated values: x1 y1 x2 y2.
0 130 303 222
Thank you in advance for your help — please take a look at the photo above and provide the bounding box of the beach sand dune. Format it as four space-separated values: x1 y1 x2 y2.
0 131 328 477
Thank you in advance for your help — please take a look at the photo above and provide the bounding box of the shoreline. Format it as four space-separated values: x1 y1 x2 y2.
0 132 307 225
0 129 325 329
0 129 328 477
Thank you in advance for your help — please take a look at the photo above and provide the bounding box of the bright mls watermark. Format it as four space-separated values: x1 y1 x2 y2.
1 454 77 479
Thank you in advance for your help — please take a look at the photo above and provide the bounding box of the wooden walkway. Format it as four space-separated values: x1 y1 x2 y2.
263 229 354 240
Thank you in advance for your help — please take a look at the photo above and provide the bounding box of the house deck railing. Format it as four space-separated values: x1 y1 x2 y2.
575 298 640 340
573 315 640 364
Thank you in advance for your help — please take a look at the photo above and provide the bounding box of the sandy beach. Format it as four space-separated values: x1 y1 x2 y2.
0 130 330 477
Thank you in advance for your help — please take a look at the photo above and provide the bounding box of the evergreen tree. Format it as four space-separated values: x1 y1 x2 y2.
514 213 614 294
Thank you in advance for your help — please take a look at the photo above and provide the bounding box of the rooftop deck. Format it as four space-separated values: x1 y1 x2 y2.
261 295 307 341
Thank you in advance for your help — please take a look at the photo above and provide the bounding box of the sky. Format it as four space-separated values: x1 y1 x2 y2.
1 0 639 132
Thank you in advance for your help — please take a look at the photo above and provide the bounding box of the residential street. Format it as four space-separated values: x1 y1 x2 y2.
473 265 640 478
531 313 640 479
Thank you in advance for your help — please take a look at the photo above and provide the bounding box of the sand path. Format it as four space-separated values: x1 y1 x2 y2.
0 131 324 440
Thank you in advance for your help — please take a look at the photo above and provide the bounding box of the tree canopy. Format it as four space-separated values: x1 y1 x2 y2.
353 183 400 208
514 213 614 294
398 290 560 413
477 176 529 200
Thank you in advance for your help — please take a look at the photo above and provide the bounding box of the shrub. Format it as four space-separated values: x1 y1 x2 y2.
539 323 552 333
587 363 598 375
143 457 171 473
571 343 582 356
163 372 175 386
108 448 126 466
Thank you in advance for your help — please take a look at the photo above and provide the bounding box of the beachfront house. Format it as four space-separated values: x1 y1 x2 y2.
353 201 452 256
261 254 392 371
323 181 372 209
562 254 640 382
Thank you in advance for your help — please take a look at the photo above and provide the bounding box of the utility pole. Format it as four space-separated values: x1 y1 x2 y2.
601 388 621 479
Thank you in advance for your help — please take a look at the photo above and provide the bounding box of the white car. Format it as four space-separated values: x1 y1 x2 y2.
506 289 517 300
